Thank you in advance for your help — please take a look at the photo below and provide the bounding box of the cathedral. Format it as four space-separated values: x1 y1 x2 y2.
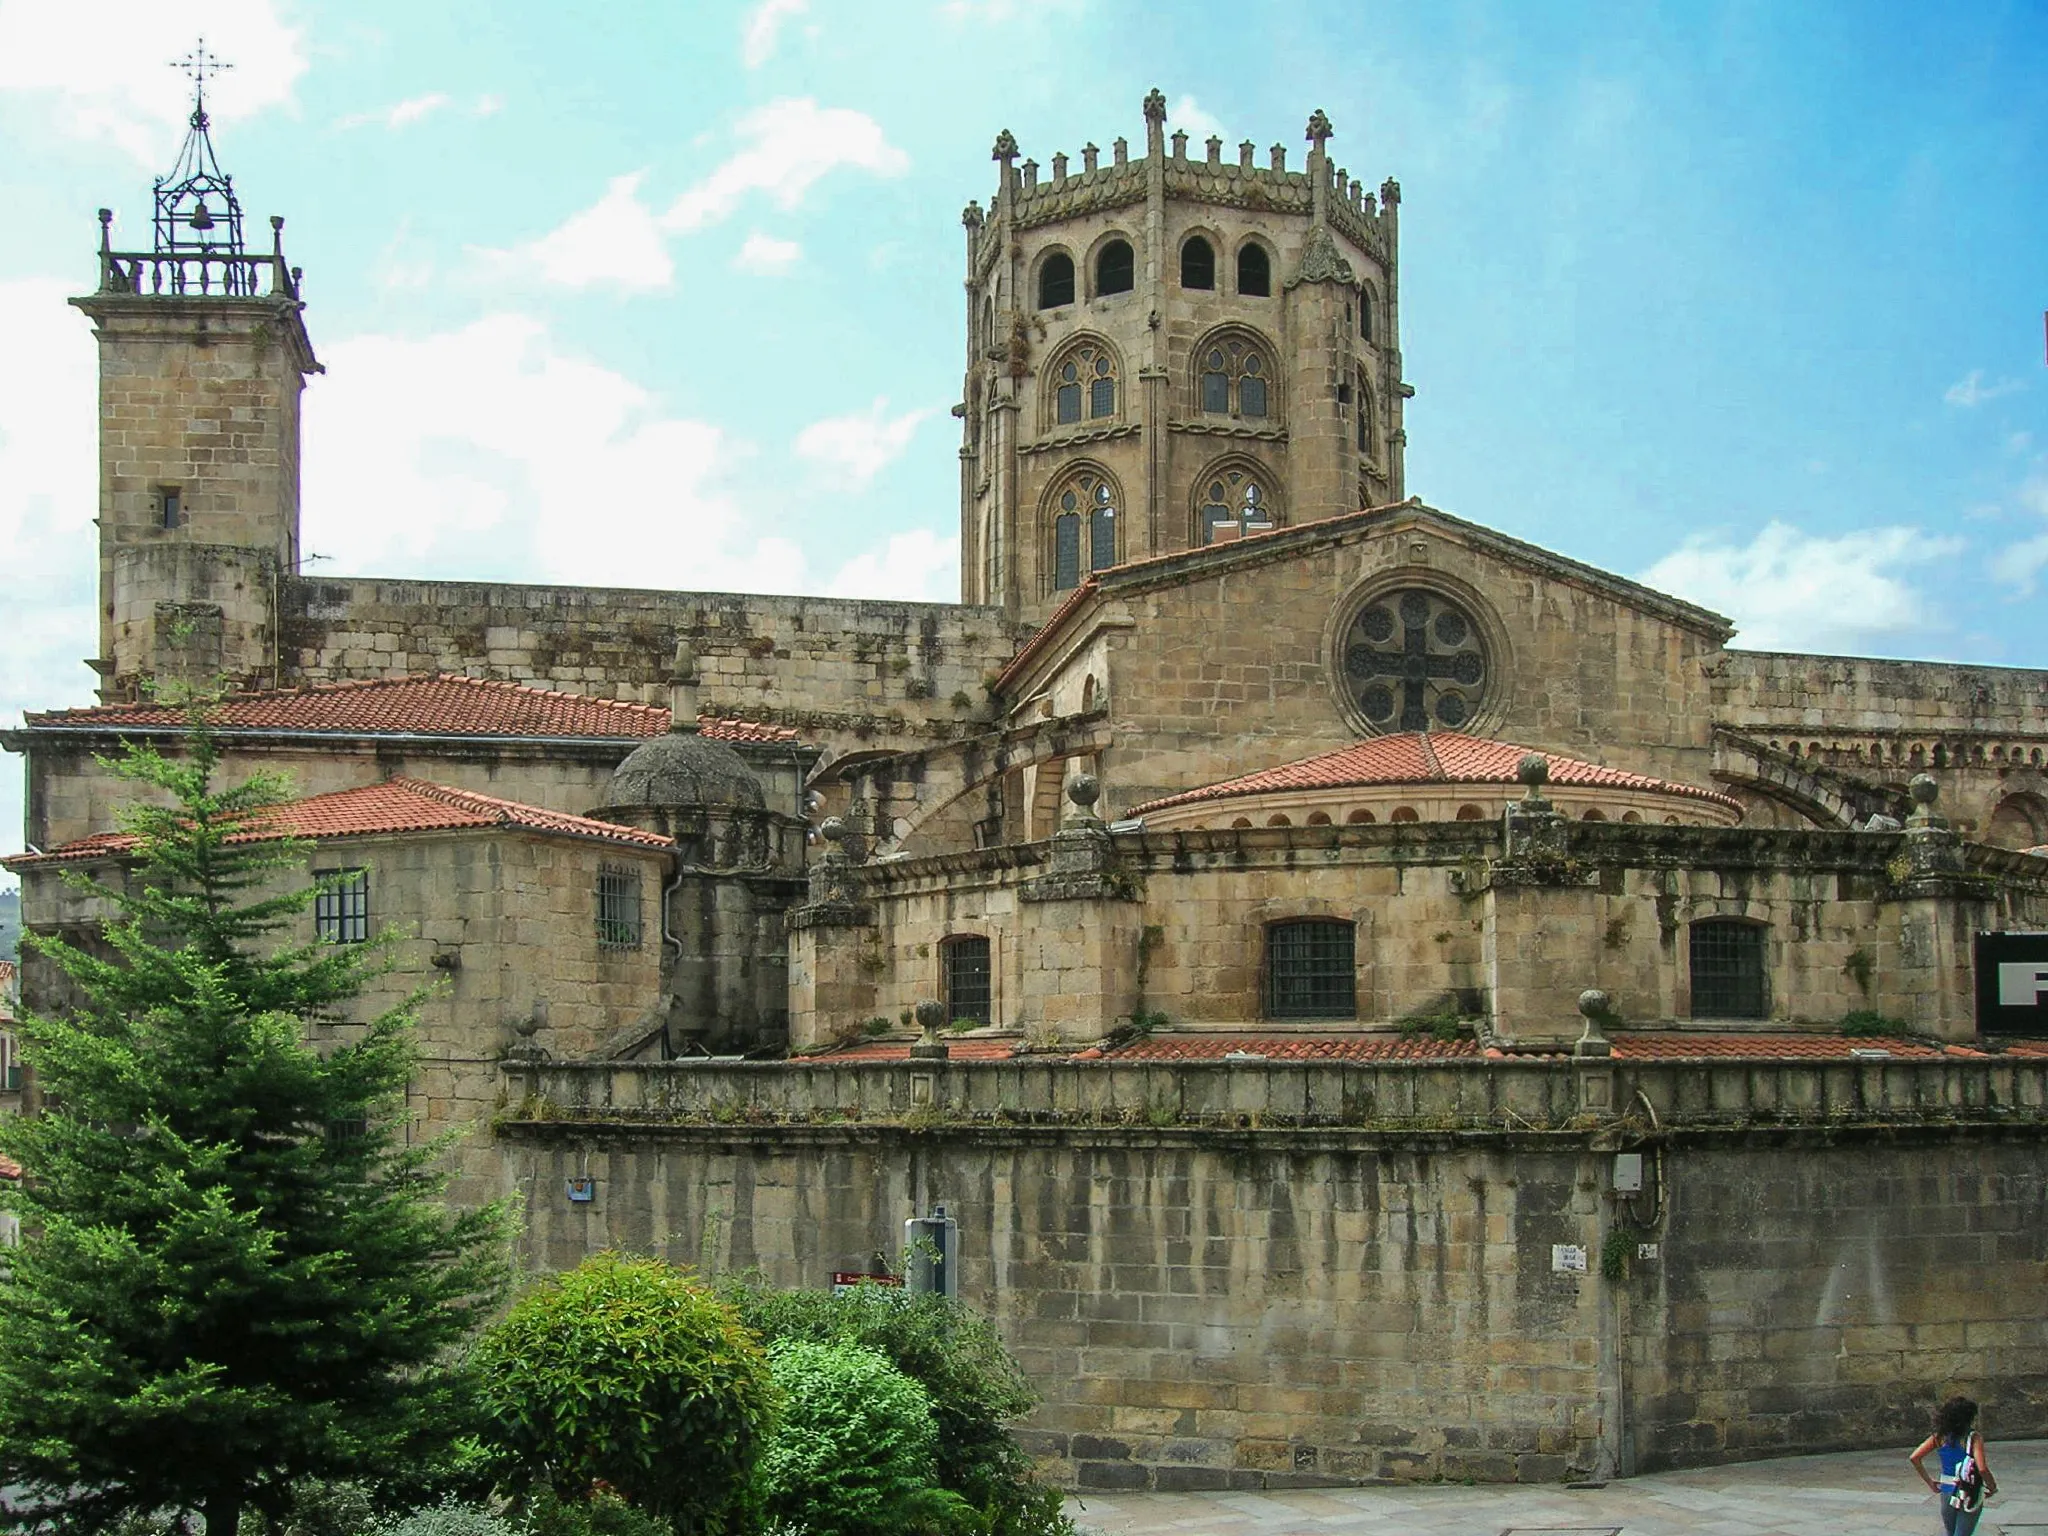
7 86 2048 1488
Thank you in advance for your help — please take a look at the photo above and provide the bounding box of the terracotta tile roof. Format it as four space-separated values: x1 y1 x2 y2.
797 1038 1026 1064
1130 731 1742 816
6 778 673 868
1104 1033 1484 1061
993 580 1100 692
1607 1033 1949 1060
23 674 800 744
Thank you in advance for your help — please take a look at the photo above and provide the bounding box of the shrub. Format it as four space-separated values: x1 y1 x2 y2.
755 1339 969 1536
723 1284 1070 1536
521 1488 674 1536
1841 1008 1907 1037
471 1253 776 1534
369 1497 522 1536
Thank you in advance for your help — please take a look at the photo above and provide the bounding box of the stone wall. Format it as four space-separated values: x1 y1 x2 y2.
280 578 1023 758
496 1051 2048 1487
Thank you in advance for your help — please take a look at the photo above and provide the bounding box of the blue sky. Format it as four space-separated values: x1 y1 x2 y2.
2 0 2045 878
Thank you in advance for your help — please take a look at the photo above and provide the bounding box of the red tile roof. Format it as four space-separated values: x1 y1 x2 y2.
799 1038 1026 1063
23 674 800 745
1104 1033 1483 1061
6 778 674 868
1608 1033 1949 1060
1130 731 1742 816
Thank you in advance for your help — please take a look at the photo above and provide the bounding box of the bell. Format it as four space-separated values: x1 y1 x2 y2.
188 202 215 231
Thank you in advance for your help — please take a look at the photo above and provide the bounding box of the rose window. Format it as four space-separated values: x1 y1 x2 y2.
1342 589 1488 732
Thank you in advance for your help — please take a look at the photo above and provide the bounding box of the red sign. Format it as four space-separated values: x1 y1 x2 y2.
831 1271 903 1293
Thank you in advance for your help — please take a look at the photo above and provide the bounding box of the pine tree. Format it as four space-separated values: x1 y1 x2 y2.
0 725 512 1536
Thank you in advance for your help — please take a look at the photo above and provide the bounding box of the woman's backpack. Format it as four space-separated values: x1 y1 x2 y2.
1950 1439 1986 1511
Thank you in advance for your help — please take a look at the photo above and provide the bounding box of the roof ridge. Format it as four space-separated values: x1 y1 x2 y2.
388 776 517 825
1417 731 1445 780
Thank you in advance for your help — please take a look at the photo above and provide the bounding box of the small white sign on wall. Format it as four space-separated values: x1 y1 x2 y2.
1552 1243 1588 1273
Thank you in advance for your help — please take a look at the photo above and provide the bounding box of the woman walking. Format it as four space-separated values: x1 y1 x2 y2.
1910 1395 1998 1535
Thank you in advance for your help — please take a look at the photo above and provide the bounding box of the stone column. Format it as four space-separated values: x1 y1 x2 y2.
786 819 878 1051
1019 776 1142 1042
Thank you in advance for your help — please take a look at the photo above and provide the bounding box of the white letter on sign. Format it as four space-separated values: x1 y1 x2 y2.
1997 962 2048 1007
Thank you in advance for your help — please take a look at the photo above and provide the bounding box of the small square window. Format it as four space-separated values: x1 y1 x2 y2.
942 936 992 1025
1690 920 1766 1018
314 868 369 945
1267 919 1355 1019
597 865 642 951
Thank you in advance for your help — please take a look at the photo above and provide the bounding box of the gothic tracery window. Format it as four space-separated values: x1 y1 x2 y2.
1196 334 1273 419
1198 464 1278 545
1048 339 1119 427
1050 468 1118 591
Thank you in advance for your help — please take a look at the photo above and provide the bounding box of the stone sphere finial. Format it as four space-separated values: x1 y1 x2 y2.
1517 753 1551 789
1578 989 1611 1021
1908 773 1940 808
819 816 845 844
1067 773 1101 811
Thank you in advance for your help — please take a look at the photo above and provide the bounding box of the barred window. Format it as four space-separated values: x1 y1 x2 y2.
314 869 369 945
942 935 992 1025
1690 919 1766 1018
596 864 643 951
1266 919 1355 1020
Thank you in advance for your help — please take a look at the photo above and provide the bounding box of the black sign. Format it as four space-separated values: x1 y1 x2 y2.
1974 932 2048 1038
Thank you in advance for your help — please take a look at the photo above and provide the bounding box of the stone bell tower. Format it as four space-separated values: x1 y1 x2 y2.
958 89 1410 619
71 43 319 702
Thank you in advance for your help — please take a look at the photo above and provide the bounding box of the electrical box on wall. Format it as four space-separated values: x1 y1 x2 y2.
905 1204 959 1298
1612 1152 1644 1193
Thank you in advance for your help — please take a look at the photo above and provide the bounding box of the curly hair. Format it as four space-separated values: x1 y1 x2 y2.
1934 1395 1979 1442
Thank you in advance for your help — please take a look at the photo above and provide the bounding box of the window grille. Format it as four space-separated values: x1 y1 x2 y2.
314 868 369 945
596 864 643 951
1690 919 1766 1018
1266 919 1355 1020
943 935 992 1025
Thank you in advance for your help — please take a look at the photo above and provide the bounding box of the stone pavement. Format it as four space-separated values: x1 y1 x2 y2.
1066 1439 2048 1535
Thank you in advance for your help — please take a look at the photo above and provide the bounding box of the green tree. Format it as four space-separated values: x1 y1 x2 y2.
469 1253 776 1536
0 726 512 1536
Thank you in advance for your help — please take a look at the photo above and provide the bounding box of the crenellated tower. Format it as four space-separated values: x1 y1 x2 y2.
959 89 1410 619
71 43 319 701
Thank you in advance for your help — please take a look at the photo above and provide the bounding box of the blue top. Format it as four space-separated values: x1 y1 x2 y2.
1939 1436 1977 1486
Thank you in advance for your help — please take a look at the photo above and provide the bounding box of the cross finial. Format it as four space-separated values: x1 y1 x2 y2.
172 37 233 123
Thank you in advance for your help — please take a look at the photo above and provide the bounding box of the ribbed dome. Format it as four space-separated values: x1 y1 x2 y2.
604 729 765 812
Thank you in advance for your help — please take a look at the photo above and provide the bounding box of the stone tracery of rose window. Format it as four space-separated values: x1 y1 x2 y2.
1343 588 1488 732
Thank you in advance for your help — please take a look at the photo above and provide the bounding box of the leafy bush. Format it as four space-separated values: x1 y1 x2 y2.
723 1283 1070 1536
755 1339 969 1536
369 1497 522 1536
520 1488 674 1536
1841 1008 1908 1037
471 1253 776 1534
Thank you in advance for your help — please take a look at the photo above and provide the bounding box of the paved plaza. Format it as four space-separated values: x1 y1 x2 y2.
1067 1439 2048 1535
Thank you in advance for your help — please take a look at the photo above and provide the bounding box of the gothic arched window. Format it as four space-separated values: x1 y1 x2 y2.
1038 251 1075 309
1237 242 1271 297
1096 238 1135 296
1196 332 1274 419
1360 283 1376 342
1198 463 1278 545
1356 371 1375 457
1180 235 1215 290
1050 468 1119 591
1047 338 1120 428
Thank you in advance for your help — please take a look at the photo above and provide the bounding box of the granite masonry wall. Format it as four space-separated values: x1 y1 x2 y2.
496 1052 2048 1488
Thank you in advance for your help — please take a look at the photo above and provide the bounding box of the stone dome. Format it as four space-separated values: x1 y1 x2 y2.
604 729 765 812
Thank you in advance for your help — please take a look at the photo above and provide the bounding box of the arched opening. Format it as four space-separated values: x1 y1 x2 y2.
1621 810 1644 824
1346 808 1376 825
1389 806 1419 823
1195 331 1274 419
1180 235 1215 290
1096 238 1135 296
1360 283 1376 342
1988 793 2048 850
1048 467 1119 591
1306 811 1333 826
1582 808 1607 822
1455 804 1485 821
1266 813 1292 827
1037 252 1075 309
1230 816 1253 829
1236 242 1271 297
1047 338 1120 427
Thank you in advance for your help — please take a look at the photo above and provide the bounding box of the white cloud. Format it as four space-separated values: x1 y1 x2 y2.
794 398 935 487
0 278 104 870
486 172 675 292
734 231 802 272
742 0 808 68
1945 369 2024 409
335 91 450 132
1639 521 1960 654
1987 469 2048 594
1171 95 1227 144
662 99 909 232
827 529 960 602
302 315 805 592
0 1 307 166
